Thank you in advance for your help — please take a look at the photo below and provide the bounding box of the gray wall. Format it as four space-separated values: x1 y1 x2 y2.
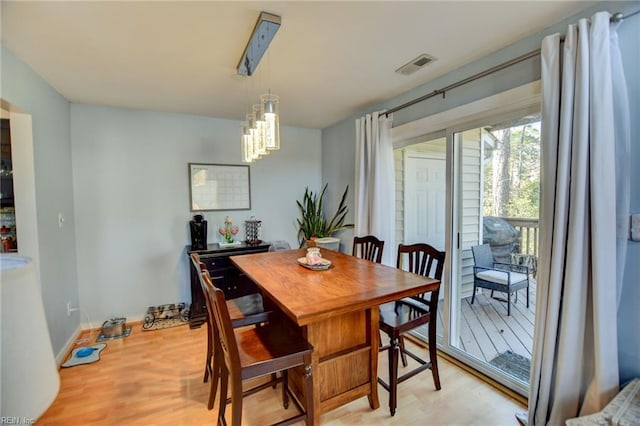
71 105 321 322
2 44 322 355
1 46 79 355
2 0 637 382
614 3 640 385
321 1 640 383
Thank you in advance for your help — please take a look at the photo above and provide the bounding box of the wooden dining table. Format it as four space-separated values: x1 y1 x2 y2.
230 247 440 424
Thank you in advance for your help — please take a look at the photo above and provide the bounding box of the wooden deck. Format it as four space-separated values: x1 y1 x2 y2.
458 283 536 362
423 281 536 378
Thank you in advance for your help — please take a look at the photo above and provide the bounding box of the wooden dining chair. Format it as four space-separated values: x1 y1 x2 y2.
352 235 384 263
202 273 315 426
189 253 270 410
378 243 445 416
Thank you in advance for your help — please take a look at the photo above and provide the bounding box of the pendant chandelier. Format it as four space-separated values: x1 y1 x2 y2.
238 12 281 163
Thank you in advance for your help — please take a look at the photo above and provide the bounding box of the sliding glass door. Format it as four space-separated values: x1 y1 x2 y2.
396 108 540 395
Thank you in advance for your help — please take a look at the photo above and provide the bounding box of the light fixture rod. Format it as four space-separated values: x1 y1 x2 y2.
237 12 281 76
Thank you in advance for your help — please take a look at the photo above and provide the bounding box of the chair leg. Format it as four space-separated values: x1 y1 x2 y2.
281 370 289 409
507 292 511 316
526 284 530 308
208 341 221 410
302 354 314 425
388 336 400 416
217 365 229 425
471 284 477 304
230 372 243 426
428 320 441 391
399 336 408 367
204 321 212 383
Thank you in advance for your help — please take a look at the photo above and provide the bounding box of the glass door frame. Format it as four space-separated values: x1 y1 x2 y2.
395 101 541 398
443 105 541 397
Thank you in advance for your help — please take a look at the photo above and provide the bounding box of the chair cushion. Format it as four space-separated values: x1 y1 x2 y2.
379 302 431 336
227 293 270 327
476 270 527 285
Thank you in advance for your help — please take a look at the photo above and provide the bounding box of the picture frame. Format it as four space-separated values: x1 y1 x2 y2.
188 163 251 211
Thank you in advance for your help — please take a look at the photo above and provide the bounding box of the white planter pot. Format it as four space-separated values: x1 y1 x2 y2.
314 237 340 251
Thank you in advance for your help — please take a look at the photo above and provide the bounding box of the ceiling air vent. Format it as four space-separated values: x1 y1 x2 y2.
395 54 436 76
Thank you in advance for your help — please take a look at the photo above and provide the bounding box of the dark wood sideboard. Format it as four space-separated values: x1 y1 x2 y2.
186 242 271 328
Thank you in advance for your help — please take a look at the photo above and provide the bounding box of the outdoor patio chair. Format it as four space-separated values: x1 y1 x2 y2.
471 244 530 316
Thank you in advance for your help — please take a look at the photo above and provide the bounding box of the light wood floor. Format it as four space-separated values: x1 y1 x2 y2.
38 323 526 425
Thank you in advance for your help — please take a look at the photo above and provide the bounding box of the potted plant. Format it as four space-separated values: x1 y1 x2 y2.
296 183 354 248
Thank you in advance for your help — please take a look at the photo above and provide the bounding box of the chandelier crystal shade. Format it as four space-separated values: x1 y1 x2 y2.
253 104 268 157
238 11 282 163
241 121 254 163
261 92 280 151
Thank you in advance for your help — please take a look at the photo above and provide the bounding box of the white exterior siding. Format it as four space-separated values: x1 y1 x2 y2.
460 130 482 297
394 149 404 254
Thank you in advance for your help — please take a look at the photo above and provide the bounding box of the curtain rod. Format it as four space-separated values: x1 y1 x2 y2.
384 9 638 117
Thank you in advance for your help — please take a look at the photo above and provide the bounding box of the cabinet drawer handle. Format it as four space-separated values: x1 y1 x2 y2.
212 275 224 280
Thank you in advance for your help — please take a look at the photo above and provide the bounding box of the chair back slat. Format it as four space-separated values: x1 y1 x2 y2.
190 252 208 273
397 243 445 281
471 244 494 268
396 243 445 313
353 235 384 263
202 272 241 372
190 253 215 324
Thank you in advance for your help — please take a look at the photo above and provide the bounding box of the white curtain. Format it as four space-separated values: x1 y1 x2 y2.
529 11 630 425
355 111 395 266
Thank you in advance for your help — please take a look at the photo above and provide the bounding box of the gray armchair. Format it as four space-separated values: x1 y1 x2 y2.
471 244 530 316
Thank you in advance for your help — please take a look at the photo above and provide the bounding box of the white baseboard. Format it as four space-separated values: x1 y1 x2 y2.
55 324 82 366
55 315 145 366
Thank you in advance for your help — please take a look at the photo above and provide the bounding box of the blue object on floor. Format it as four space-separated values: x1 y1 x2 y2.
76 347 96 357
61 343 106 368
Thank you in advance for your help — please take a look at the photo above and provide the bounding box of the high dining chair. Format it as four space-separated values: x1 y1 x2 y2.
202 272 315 426
378 243 445 416
471 244 530 316
189 253 270 409
352 235 384 263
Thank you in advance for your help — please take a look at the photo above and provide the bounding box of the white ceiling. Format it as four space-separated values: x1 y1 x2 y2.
1 1 595 129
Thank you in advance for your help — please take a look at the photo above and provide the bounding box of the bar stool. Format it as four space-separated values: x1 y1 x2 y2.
189 253 270 409
202 273 315 425
378 243 445 416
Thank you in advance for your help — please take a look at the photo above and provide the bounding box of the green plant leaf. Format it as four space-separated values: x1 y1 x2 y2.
296 184 354 247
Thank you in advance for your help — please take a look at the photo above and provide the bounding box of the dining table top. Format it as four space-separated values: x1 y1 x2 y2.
230 248 440 326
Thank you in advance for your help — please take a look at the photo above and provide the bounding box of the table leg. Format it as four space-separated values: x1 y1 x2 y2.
310 343 320 425
367 307 380 410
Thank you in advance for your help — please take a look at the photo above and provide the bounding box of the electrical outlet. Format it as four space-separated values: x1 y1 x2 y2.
67 301 78 316
631 214 640 242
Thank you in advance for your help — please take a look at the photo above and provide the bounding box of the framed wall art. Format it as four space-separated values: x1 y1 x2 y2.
188 163 251 211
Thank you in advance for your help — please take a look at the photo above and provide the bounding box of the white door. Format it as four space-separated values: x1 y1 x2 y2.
404 153 446 250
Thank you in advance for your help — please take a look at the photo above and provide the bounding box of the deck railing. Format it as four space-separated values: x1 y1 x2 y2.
501 217 539 257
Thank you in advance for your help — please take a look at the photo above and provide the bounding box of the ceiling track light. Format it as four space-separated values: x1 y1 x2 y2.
237 12 281 77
